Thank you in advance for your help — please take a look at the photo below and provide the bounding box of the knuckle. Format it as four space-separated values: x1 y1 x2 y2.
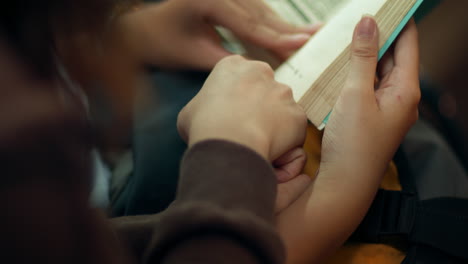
251 61 274 76
352 45 378 60
176 105 189 127
278 83 294 99
216 55 244 68
176 107 190 138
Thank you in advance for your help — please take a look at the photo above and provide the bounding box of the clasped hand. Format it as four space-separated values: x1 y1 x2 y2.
128 0 421 229
177 17 421 234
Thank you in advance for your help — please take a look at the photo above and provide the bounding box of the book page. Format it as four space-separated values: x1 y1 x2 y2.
266 0 350 25
275 0 387 102
219 0 349 55
275 0 419 127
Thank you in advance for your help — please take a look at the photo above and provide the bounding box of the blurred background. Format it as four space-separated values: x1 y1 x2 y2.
417 0 468 166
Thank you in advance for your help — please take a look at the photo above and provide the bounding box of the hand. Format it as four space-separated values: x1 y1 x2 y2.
177 55 307 161
276 17 420 264
123 0 320 70
274 148 311 214
320 17 420 184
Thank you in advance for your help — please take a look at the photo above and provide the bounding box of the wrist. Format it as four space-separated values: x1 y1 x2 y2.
188 126 270 161
316 160 387 198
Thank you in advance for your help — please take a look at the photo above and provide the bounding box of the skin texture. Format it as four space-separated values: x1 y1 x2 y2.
176 55 311 213
59 3 419 260
122 0 320 70
53 0 319 212
122 0 320 212
276 17 420 264
39 2 420 261
177 55 307 161
54 0 318 219
1 1 420 263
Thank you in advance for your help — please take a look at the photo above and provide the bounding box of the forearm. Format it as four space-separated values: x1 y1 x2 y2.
120 1 193 69
277 163 386 264
277 16 420 264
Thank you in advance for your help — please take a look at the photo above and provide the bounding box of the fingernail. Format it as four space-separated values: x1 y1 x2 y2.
287 33 311 42
357 15 376 39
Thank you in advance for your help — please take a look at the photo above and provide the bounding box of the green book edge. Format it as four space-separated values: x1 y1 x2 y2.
318 0 425 130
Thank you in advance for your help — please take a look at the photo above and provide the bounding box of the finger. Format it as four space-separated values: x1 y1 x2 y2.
377 20 420 107
177 106 190 143
393 19 419 81
302 22 324 35
274 148 307 183
190 37 233 70
261 11 321 35
235 0 323 36
234 0 304 34
232 21 311 51
377 46 395 79
207 1 312 51
276 174 311 213
273 23 323 60
377 20 420 122
266 14 306 34
270 103 308 161
347 16 379 94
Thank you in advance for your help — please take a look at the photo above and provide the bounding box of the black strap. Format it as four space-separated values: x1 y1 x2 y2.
352 191 468 261
351 147 417 248
351 146 468 262
393 148 417 194
403 245 467 264
411 197 468 260
351 190 416 249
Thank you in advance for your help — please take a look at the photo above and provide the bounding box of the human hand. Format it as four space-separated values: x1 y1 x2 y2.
320 17 420 182
177 55 307 161
274 148 311 214
276 18 420 264
123 0 320 70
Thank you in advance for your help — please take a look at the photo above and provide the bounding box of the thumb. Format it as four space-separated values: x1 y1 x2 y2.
346 16 379 94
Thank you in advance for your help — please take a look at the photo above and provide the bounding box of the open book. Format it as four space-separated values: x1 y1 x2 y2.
222 0 424 129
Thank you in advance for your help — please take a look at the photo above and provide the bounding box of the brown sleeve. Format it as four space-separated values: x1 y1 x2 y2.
0 43 283 263
0 63 133 263
112 140 285 264
0 82 284 264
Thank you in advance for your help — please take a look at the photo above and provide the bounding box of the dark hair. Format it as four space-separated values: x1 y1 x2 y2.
0 0 118 78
